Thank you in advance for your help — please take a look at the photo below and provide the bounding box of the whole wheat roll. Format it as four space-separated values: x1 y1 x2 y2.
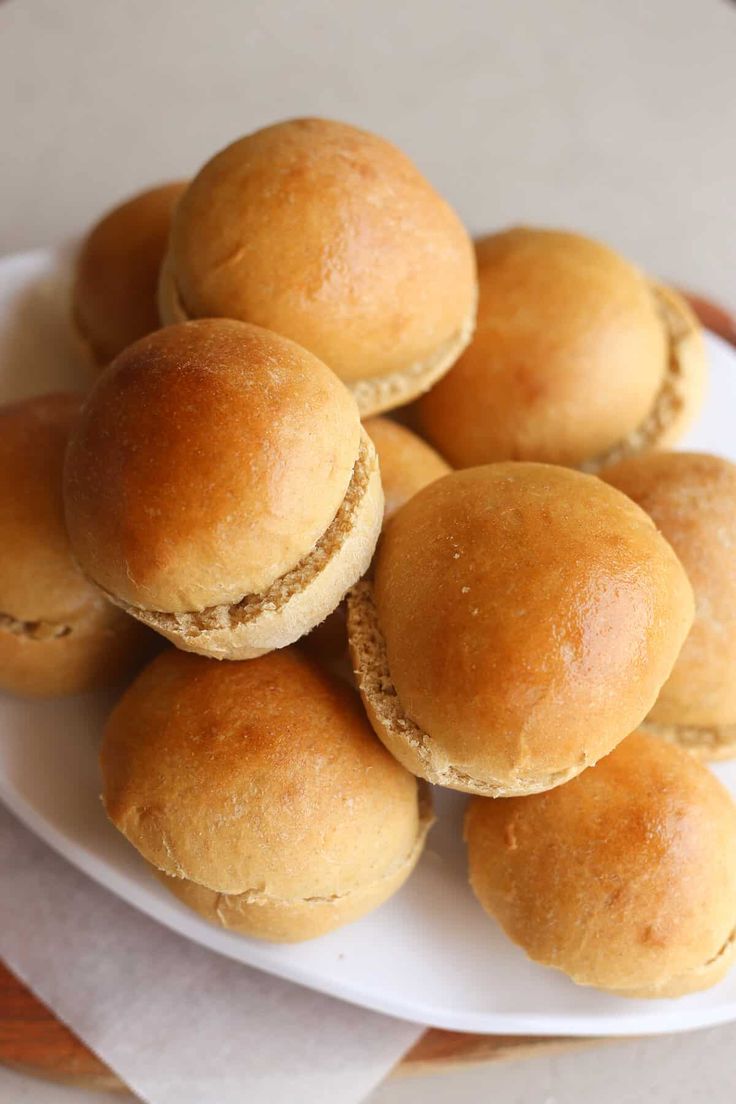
159 117 477 416
417 228 705 469
64 319 383 660
348 463 694 796
465 731 736 997
101 647 432 941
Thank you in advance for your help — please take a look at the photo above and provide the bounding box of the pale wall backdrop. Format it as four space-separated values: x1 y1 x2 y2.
1 0 735 305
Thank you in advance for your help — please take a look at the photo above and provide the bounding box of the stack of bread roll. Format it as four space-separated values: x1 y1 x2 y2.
2 116 735 1000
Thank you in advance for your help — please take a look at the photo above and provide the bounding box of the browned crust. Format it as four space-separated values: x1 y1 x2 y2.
582 283 706 472
105 432 383 659
159 253 477 417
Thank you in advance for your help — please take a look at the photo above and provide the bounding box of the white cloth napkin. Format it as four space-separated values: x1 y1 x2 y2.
0 805 423 1104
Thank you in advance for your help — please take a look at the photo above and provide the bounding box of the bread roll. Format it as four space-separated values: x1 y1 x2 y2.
364 417 451 523
418 229 705 469
601 451 736 757
72 182 186 368
101 648 432 941
465 732 736 997
348 463 694 796
302 418 450 669
159 118 477 416
64 319 383 659
0 394 152 696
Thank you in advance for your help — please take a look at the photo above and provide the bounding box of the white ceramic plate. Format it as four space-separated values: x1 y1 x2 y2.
2 248 736 1036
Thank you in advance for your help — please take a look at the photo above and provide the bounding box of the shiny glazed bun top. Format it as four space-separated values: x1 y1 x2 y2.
418 228 704 469
64 319 361 614
100 647 430 941
161 118 477 414
466 731 736 998
349 463 694 796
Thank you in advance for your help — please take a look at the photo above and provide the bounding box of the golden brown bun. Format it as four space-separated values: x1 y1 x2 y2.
64 320 382 659
154 783 432 942
102 648 431 941
160 118 477 416
72 182 186 368
0 394 152 696
66 319 360 608
418 229 704 469
465 732 736 997
111 429 382 662
600 452 736 754
348 464 694 796
364 417 451 522
301 420 450 670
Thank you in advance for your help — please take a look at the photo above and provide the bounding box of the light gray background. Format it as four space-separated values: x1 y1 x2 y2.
1 0 736 1101
1 0 735 304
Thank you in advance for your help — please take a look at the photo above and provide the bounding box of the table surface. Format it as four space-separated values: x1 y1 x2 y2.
1 0 736 1101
